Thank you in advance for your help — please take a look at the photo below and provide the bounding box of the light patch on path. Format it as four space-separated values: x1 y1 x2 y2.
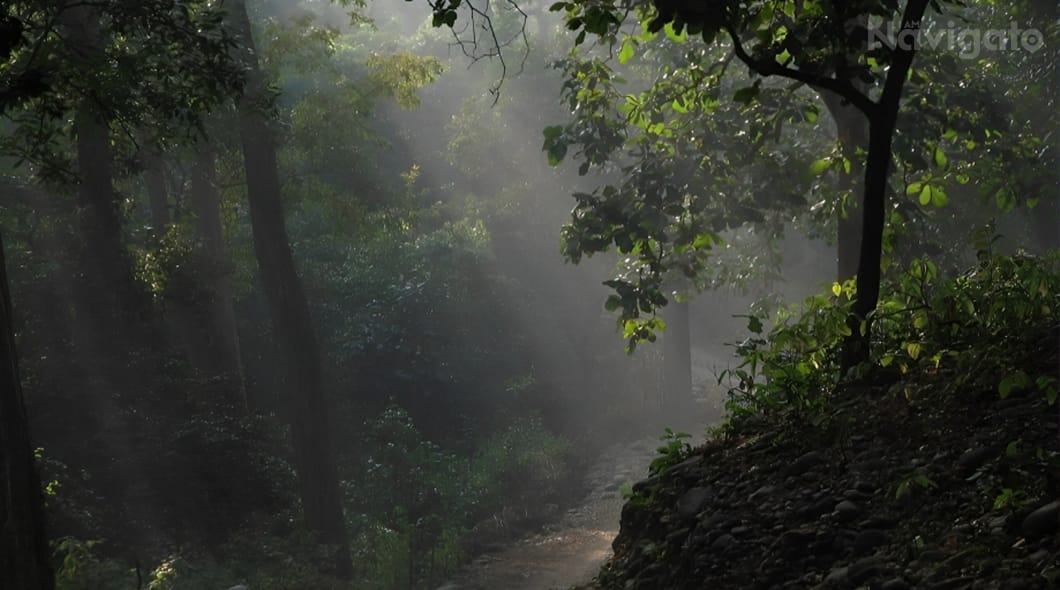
439 441 658 590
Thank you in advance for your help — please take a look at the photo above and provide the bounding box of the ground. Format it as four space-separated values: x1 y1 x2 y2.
437 439 659 590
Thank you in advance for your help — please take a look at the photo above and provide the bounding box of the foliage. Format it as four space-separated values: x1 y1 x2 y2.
874 251 1060 403
722 251 1060 426
648 427 693 476
346 405 574 589
721 285 853 422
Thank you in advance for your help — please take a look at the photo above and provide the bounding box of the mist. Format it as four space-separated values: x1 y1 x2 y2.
1 1 1056 589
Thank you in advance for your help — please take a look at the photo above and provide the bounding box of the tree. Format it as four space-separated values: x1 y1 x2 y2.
188 146 248 406
0 231 54 590
551 0 946 367
223 0 351 577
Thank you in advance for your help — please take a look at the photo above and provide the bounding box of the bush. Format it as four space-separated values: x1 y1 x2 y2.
721 252 1060 426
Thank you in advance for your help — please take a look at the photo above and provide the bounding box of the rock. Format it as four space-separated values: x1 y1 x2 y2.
731 525 752 537
835 500 863 522
1021 501 1059 538
228 586 250 590
855 480 876 494
775 528 815 552
931 577 976 590
847 556 886 585
785 451 824 476
860 514 899 529
711 533 735 551
854 529 888 555
676 487 711 519
748 485 775 503
918 550 948 563
803 495 837 518
881 579 910 590
957 446 994 473
850 458 888 473
699 511 732 531
666 455 702 476
823 567 848 587
665 527 690 546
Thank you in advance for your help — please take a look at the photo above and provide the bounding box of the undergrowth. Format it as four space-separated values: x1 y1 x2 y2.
720 251 1060 430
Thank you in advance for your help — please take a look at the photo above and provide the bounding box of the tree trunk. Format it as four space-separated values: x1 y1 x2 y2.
821 93 869 284
224 0 351 577
841 0 929 370
0 232 56 590
64 5 141 337
189 146 248 410
662 300 693 418
141 146 171 231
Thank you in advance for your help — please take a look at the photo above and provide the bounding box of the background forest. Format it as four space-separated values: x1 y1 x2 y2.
0 0 1056 589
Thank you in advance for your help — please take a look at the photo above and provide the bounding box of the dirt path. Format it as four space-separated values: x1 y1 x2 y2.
437 440 659 590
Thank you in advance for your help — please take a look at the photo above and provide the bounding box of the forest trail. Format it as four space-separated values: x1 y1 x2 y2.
439 439 660 590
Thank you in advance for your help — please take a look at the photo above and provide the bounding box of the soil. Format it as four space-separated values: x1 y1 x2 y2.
436 439 660 590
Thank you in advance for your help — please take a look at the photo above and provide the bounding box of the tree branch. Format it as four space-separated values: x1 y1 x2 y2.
723 23 877 117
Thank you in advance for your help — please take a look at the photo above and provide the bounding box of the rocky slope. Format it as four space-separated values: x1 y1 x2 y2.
585 369 1060 589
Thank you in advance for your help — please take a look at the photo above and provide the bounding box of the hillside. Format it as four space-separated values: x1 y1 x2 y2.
580 334 1059 589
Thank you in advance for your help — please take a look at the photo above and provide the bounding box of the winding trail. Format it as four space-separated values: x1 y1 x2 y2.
439 440 658 590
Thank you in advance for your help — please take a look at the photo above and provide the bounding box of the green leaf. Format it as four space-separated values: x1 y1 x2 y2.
547 142 567 166
998 370 1030 399
810 158 831 176
733 85 759 105
933 147 948 168
931 186 949 207
618 40 635 64
918 184 933 206
663 22 687 43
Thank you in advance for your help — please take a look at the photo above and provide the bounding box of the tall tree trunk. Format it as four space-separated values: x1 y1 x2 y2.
63 5 141 338
224 0 351 577
841 0 929 370
141 146 171 231
821 93 868 284
190 146 248 410
662 300 693 418
0 232 55 590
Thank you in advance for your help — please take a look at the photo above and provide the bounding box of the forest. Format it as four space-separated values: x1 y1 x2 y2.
0 1 1056 589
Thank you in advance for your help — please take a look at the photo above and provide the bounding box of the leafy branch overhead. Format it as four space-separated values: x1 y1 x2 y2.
538 0 1029 364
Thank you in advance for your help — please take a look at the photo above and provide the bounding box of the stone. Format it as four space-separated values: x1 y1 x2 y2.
882 579 910 590
711 533 735 551
803 495 837 518
731 525 752 537
854 529 888 555
957 446 994 473
1021 501 1059 538
931 577 976 590
835 500 863 522
860 514 899 529
776 528 816 552
785 451 824 476
823 567 848 587
676 487 711 519
749 485 775 503
847 556 886 585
